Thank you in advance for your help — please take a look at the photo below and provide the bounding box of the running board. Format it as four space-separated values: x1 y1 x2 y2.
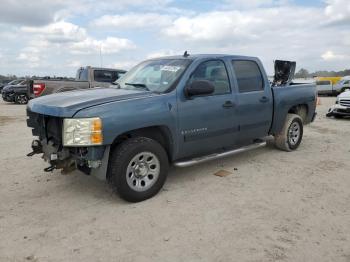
173 141 267 168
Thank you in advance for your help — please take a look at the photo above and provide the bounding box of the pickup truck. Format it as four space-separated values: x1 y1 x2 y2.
26 54 317 202
28 66 126 98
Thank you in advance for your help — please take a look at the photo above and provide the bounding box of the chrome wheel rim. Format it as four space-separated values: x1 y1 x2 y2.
126 152 160 192
288 121 300 146
18 95 28 104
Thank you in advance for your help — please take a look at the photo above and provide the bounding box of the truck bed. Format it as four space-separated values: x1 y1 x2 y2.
28 79 90 98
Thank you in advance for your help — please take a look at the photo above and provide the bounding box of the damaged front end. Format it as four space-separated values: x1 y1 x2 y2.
26 109 109 179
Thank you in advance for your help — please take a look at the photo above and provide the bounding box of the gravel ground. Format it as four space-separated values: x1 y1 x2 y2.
0 97 349 262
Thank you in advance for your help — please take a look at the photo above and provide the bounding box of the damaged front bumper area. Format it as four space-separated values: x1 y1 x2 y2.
26 110 110 180
326 104 350 117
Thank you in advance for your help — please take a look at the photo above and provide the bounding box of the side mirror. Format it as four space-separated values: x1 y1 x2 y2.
185 80 215 97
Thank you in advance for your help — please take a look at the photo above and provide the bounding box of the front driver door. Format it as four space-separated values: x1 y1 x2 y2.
177 59 238 159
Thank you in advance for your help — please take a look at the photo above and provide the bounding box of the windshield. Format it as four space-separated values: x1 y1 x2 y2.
116 59 191 93
8 79 22 85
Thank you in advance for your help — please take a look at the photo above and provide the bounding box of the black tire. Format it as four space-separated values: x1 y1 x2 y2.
107 137 169 202
274 114 303 152
15 94 29 104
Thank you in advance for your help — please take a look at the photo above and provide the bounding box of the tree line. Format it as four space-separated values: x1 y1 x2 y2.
295 68 350 78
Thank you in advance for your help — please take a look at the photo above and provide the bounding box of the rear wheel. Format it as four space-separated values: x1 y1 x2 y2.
274 114 303 152
107 137 169 202
15 94 29 104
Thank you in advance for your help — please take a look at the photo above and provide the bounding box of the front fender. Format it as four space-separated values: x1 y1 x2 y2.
74 93 179 155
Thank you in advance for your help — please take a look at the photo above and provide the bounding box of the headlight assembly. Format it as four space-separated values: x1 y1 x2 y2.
63 118 103 146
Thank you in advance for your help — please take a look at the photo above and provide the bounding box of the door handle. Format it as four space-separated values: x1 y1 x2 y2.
259 96 269 103
223 100 235 108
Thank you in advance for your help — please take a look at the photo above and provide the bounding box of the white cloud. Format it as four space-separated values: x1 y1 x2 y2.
164 11 263 42
66 60 82 68
223 0 280 8
92 13 172 29
146 50 178 58
71 36 136 55
1 0 350 76
325 0 350 23
321 50 346 61
21 21 87 43
0 0 64 26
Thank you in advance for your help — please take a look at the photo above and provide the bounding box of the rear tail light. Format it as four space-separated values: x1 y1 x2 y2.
33 83 45 96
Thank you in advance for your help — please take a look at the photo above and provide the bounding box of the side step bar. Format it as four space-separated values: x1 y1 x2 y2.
173 141 267 168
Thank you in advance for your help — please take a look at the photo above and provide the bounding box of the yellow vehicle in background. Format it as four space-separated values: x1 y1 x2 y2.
316 76 341 85
315 76 342 95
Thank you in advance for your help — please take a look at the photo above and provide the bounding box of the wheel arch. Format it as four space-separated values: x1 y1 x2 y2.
288 104 308 123
110 125 174 161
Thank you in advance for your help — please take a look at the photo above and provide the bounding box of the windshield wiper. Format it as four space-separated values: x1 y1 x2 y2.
125 82 150 91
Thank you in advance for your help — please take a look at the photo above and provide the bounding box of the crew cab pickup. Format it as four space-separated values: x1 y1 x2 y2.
28 66 126 98
26 54 317 202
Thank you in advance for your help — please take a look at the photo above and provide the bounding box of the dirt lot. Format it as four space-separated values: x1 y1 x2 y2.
0 97 349 262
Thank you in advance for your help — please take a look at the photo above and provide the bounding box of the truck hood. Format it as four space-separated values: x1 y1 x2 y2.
338 90 350 99
27 88 151 117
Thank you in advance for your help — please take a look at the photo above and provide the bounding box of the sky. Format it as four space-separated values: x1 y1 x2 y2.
0 0 349 77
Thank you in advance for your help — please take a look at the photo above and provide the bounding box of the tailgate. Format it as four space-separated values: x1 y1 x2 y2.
27 80 34 98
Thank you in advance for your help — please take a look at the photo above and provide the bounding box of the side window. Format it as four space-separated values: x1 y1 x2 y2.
190 60 230 95
232 60 264 93
343 80 349 85
118 71 126 79
94 70 114 83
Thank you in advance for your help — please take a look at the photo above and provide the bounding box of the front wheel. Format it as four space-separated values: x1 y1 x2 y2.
274 114 303 152
15 94 29 104
107 137 169 202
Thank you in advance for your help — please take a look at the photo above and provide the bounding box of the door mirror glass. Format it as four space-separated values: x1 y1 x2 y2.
185 80 215 97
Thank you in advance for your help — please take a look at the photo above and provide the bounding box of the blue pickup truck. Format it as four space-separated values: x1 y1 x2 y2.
27 54 317 202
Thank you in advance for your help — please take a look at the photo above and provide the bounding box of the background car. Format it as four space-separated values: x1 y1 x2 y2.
1 79 30 104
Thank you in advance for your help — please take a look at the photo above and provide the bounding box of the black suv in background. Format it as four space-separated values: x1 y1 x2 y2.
2 79 30 104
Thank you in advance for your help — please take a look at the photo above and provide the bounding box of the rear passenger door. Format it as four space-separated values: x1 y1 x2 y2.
231 59 273 141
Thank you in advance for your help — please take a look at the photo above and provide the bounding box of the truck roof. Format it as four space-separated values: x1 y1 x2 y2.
84 66 127 72
148 54 258 61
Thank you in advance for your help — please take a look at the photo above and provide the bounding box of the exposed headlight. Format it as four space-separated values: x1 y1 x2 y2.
63 118 103 146
335 97 339 104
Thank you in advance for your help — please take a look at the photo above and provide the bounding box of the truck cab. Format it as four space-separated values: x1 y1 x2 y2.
334 77 350 94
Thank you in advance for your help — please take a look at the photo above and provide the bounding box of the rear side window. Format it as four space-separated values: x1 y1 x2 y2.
94 70 119 83
232 60 264 92
316 81 331 85
190 60 230 95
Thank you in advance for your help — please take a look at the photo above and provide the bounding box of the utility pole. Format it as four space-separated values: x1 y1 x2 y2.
100 44 103 67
